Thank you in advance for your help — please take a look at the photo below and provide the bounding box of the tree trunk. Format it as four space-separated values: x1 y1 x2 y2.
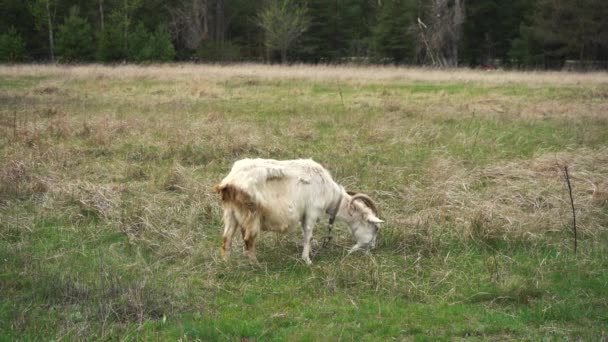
123 0 128 54
452 0 464 67
99 0 105 32
202 0 209 40
45 0 55 62
215 0 224 43
281 48 287 64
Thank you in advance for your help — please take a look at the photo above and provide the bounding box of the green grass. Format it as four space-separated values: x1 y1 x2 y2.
0 75 49 90
1 65 607 340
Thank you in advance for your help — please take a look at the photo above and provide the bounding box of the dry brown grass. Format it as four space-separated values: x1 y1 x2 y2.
2 63 608 85
389 148 608 251
2 65 606 251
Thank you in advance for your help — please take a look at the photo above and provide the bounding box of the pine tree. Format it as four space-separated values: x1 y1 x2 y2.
0 27 26 62
526 0 608 67
128 23 175 62
300 0 374 63
56 6 94 62
98 24 127 62
128 23 151 61
149 27 176 62
28 0 58 61
372 0 416 64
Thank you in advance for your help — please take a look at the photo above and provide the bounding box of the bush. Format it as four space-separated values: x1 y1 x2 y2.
507 37 529 67
128 24 175 62
97 25 127 62
150 27 176 62
507 25 544 69
56 6 94 62
195 41 242 62
128 23 151 62
0 27 26 62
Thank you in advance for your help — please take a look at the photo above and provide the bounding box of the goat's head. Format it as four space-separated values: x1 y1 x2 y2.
343 193 384 252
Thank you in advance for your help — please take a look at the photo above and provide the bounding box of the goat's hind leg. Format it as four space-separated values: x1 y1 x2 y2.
221 209 239 260
241 213 261 264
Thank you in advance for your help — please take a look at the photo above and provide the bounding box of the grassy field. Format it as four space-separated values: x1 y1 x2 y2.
1 64 607 340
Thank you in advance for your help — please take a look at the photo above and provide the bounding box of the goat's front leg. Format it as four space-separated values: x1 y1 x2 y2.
347 243 363 255
301 215 316 265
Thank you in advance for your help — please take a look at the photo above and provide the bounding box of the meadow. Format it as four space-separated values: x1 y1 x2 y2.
1 64 607 340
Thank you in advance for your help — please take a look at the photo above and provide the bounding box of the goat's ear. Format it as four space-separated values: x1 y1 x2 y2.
367 214 384 224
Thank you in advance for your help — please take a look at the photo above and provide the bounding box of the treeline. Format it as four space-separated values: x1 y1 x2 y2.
1 0 608 69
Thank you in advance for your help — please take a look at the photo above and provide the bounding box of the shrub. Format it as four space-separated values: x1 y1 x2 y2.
128 24 175 62
149 27 176 62
97 25 127 62
56 6 94 62
0 27 26 62
196 41 243 62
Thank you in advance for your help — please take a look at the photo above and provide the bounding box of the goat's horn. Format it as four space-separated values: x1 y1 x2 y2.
350 193 379 216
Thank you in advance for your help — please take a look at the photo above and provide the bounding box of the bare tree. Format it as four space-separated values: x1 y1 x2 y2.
215 0 225 43
29 0 57 62
255 0 310 64
416 0 465 67
170 0 210 50
99 0 105 32
45 0 55 62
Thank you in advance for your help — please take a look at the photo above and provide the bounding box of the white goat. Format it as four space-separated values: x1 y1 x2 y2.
214 158 384 264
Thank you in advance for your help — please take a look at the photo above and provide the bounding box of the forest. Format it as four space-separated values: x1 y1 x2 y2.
1 0 608 68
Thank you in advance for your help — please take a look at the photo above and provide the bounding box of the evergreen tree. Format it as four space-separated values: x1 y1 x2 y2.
28 0 58 61
97 24 127 62
462 0 510 65
223 0 261 60
0 0 606 66
458 0 539 67
56 6 94 62
525 0 608 67
343 0 377 59
372 0 416 63
128 22 151 61
128 23 175 62
2 0 39 60
110 0 142 56
301 0 374 63
302 0 344 62
97 0 141 62
149 26 175 62
508 24 543 68
0 27 26 62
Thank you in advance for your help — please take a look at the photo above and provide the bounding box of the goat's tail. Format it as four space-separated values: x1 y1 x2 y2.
213 183 257 212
